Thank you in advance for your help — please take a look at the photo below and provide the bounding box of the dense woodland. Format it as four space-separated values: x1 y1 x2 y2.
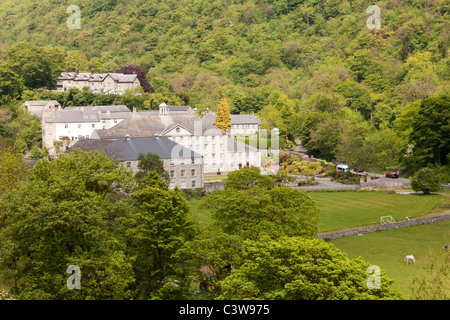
0 0 449 174
0 0 449 301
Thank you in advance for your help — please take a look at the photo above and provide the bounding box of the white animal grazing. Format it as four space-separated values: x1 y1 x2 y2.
405 255 416 265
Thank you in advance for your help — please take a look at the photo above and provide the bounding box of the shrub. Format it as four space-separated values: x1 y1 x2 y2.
410 167 441 194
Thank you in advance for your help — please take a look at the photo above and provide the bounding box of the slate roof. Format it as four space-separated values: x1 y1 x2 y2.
44 109 100 123
203 114 261 125
44 105 131 123
23 100 61 106
91 110 224 140
58 72 138 84
68 137 202 162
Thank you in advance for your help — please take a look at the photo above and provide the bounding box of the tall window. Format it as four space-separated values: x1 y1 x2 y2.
170 170 175 178
181 170 186 177
191 169 196 176
191 180 196 188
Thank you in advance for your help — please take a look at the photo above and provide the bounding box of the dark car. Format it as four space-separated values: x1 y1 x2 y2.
385 172 398 178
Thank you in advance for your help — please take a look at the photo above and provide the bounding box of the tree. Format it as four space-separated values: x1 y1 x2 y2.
0 150 135 299
0 147 26 196
409 96 450 167
6 42 54 89
201 185 319 241
411 251 449 300
134 152 169 184
116 64 153 93
218 236 404 300
334 79 374 120
0 62 24 99
225 166 274 190
214 98 232 131
121 183 196 299
410 167 441 194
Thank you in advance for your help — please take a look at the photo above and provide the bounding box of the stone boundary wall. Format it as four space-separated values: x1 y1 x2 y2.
204 182 226 193
317 213 450 240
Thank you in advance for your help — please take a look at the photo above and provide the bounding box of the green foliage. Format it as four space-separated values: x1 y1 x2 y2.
218 236 403 300
410 167 442 194
225 166 274 190
214 98 231 131
122 184 196 299
0 150 135 299
201 185 319 241
409 96 450 168
135 152 170 184
0 147 26 196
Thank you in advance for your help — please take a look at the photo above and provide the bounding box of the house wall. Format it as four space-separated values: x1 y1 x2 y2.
119 157 204 190
229 123 260 135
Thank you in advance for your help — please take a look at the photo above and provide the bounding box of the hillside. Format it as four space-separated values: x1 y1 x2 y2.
0 0 448 109
0 0 449 175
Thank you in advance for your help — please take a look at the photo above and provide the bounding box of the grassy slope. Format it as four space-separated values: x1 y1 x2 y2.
308 191 446 233
331 220 450 298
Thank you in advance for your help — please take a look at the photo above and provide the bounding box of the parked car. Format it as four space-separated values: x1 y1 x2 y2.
353 167 364 173
337 164 349 172
385 172 398 178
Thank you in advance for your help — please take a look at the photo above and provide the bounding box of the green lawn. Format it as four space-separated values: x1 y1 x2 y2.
331 221 450 298
309 191 446 233
188 191 447 233
189 198 214 227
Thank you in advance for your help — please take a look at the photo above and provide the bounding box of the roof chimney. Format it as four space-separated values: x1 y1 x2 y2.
159 102 168 116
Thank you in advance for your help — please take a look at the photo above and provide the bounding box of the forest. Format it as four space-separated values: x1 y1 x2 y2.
0 0 449 176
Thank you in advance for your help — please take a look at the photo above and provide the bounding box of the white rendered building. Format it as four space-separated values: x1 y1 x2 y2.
90 104 261 174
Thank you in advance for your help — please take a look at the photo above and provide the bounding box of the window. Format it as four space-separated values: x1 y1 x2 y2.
78 124 81 129
170 160 175 166
191 158 195 165
170 170 175 178
181 181 186 189
102 120 106 123
126 162 131 168
181 170 186 177
92 124 95 128
191 169 196 176
114 119 117 123
191 180 196 188
65 124 68 129
169 182 175 189
86 135 89 139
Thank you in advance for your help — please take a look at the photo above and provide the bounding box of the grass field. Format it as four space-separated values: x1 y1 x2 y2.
308 191 447 233
188 191 448 233
187 191 449 299
331 221 450 298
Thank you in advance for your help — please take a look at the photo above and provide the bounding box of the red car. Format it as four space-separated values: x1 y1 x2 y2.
385 172 398 178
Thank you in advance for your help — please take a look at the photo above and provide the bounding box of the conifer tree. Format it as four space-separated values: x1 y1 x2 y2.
215 98 232 131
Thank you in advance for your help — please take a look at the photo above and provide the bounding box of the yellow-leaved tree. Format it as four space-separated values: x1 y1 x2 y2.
214 98 232 131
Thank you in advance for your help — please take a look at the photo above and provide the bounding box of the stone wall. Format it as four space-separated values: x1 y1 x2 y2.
204 182 226 193
317 213 450 240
